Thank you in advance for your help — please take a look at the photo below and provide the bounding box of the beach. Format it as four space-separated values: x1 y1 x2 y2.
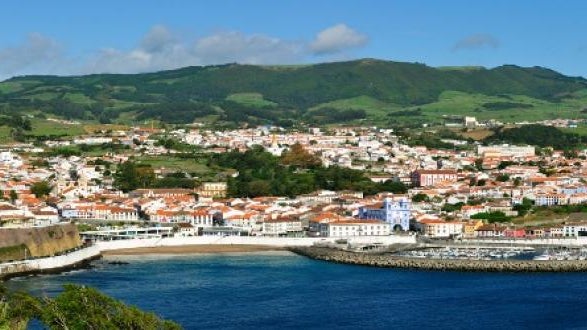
102 244 285 255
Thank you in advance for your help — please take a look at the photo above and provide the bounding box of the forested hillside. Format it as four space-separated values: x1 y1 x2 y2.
1 59 586 126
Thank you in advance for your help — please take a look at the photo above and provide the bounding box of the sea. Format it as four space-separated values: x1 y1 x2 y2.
7 251 587 330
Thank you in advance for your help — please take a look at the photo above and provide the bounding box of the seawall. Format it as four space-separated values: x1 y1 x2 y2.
289 246 587 272
0 244 102 280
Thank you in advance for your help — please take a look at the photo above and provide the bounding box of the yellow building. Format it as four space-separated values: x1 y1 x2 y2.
463 220 484 238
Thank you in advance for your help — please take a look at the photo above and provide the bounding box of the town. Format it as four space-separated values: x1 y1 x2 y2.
1 117 587 249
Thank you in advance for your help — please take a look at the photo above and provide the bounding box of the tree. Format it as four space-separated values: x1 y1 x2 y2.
280 143 321 169
9 190 17 203
380 180 408 194
496 174 510 182
114 161 155 192
30 181 53 198
442 202 464 212
471 211 511 223
513 198 534 216
412 193 430 203
0 284 181 329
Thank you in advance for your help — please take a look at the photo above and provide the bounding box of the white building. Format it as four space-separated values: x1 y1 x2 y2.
318 220 391 237
262 218 303 236
477 145 535 158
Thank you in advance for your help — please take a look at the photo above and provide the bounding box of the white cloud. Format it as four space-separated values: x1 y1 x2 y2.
310 24 368 55
194 31 302 64
83 28 304 74
0 23 368 79
0 33 67 78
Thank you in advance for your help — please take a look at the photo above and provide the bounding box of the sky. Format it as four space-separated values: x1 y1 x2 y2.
1 0 586 80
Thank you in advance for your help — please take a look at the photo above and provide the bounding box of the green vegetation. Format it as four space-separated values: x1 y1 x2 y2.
471 211 512 223
226 92 277 107
114 161 156 192
30 180 53 198
486 124 584 149
1 59 586 126
0 244 28 263
209 146 407 197
441 202 464 213
0 284 181 329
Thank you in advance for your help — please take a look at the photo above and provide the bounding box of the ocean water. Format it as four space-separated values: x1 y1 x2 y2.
8 251 587 330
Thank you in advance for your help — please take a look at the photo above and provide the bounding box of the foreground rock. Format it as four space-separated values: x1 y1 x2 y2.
289 246 587 272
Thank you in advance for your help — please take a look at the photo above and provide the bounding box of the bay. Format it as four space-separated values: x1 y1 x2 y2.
8 251 587 329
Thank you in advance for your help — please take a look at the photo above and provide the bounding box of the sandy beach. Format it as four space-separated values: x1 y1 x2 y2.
102 244 285 255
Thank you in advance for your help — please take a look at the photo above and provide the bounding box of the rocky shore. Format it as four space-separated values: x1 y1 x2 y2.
288 246 587 272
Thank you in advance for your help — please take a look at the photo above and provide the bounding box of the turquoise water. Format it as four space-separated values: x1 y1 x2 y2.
8 251 587 329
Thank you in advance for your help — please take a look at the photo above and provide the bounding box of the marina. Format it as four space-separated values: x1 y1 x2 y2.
395 246 536 260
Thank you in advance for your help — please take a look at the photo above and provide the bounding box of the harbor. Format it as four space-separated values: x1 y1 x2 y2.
289 245 587 272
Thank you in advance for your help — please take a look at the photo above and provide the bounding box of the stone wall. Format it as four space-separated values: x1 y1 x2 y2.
0 224 81 262
289 246 587 272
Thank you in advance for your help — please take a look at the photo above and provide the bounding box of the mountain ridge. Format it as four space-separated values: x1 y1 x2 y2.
1 58 586 126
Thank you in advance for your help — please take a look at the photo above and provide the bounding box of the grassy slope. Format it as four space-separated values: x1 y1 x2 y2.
226 93 277 107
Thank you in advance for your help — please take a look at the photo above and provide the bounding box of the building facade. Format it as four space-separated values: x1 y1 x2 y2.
358 197 411 231
411 170 458 187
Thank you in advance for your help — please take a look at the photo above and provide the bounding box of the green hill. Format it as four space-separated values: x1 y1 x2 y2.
1 59 586 127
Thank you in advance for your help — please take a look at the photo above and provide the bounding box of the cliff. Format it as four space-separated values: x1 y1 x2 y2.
0 224 81 262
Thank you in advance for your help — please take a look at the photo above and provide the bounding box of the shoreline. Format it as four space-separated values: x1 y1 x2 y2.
102 244 285 255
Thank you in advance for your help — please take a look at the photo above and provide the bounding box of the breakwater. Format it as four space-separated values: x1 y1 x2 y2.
289 246 587 272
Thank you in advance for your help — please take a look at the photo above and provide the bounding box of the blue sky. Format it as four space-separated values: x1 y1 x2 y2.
1 0 586 80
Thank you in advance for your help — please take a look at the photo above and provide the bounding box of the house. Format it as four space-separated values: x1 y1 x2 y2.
503 227 526 238
131 188 194 198
196 182 227 198
463 220 484 238
525 228 545 238
534 193 567 206
562 223 587 237
475 224 505 238
262 218 303 236
31 207 60 226
411 169 458 187
317 219 391 238
108 207 138 221
418 219 464 238
175 223 197 237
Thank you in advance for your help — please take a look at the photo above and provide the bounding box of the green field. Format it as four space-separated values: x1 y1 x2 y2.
413 90 587 123
226 93 277 107
0 81 25 93
309 95 401 119
29 119 86 137
0 127 13 144
63 92 96 104
136 156 212 174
